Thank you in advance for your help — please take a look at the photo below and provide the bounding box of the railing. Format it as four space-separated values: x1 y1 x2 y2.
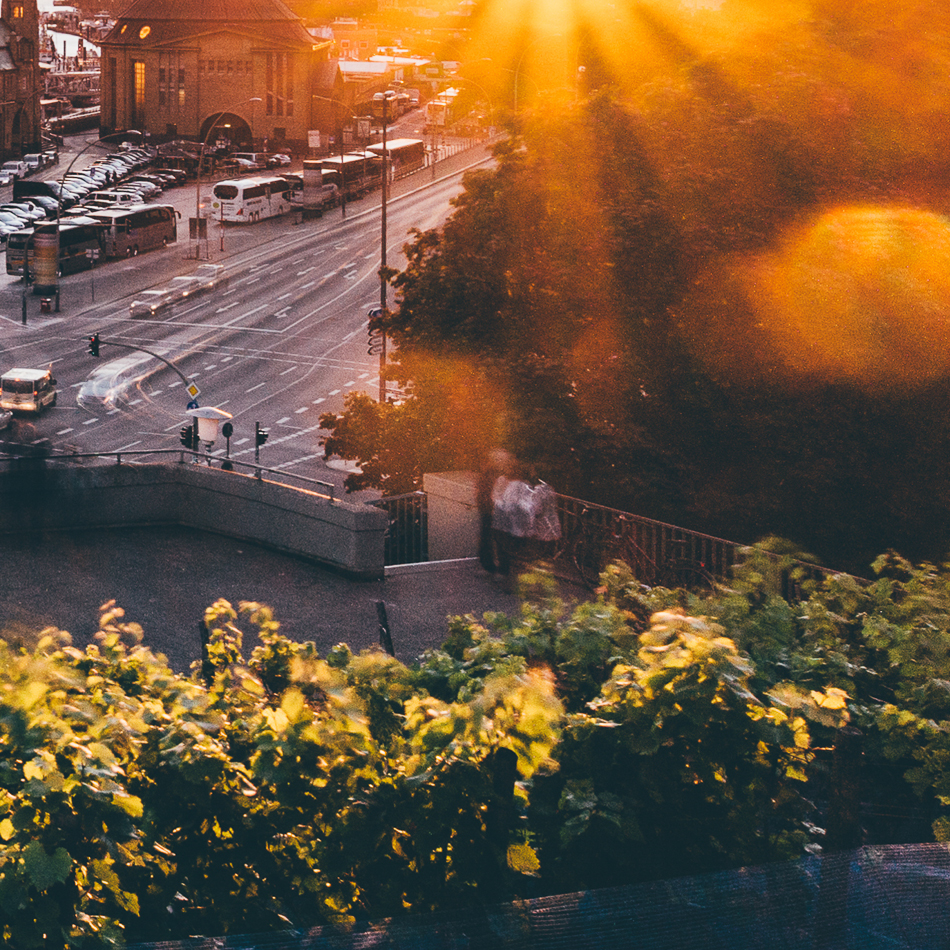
0 446 338 502
375 485 850 600
372 491 427 565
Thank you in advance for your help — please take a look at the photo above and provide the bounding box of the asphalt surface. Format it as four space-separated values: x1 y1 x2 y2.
0 523 542 670
0 131 544 672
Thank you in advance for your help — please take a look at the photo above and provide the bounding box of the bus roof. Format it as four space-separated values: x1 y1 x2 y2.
2 368 51 381
366 138 423 152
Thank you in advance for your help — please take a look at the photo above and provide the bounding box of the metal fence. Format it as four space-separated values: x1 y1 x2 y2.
375 488 846 599
372 491 428 565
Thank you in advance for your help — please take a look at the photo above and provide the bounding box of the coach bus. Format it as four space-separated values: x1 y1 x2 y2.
88 204 178 257
316 153 383 199
365 138 426 176
210 175 294 223
6 218 104 283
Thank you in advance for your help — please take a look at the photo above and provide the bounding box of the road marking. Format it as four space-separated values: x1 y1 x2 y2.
129 398 143 405
235 437 250 445
83 418 98 425
204 364 217 370
297 266 315 275
56 428 74 435
245 277 261 285
277 292 292 300
322 271 336 279
216 302 239 312
275 307 290 316
220 356 233 361
329 389 340 395
276 417 290 424
115 440 142 451
301 280 316 289
295 406 308 413
279 367 297 376
312 397 325 404
345 380 356 386
246 382 265 392
151 389 163 396
168 380 182 388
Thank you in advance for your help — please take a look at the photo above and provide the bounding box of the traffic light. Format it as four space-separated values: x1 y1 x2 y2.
88 333 100 357
179 424 195 449
255 423 269 447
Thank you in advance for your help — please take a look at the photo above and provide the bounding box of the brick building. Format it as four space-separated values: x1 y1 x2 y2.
0 0 41 158
98 0 342 153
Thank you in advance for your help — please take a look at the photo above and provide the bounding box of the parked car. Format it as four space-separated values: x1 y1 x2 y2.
268 153 292 167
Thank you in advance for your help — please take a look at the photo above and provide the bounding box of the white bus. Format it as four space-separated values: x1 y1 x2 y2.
88 204 178 257
210 176 294 223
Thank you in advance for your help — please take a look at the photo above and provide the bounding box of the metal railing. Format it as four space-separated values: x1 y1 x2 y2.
372 491 427 565
375 487 850 599
0 446 338 502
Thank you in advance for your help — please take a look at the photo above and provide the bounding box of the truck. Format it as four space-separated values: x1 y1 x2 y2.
1 160 28 180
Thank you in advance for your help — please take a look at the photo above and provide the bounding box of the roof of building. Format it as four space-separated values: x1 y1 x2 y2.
101 0 320 49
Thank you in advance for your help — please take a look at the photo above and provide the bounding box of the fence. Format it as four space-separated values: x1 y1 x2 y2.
125 843 950 950
376 487 846 599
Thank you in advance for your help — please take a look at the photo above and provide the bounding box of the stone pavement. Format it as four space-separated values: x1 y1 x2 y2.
0 524 572 671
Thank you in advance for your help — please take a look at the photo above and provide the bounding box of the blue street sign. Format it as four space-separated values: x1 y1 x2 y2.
187 399 199 410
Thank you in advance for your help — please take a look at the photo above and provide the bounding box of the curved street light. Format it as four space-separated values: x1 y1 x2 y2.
311 93 367 218
35 130 133 310
373 89 397 402
514 33 563 112
194 97 261 259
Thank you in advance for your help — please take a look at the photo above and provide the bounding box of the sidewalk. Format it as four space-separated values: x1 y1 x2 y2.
0 524 547 671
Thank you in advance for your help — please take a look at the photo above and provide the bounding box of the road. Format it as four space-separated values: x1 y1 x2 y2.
0 136 494 498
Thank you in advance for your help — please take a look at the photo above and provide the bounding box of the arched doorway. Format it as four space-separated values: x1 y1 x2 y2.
198 112 253 149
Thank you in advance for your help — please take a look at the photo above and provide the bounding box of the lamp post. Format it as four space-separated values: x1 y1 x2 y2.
194 97 261 259
40 131 131 311
311 94 366 218
373 90 396 403
514 33 563 112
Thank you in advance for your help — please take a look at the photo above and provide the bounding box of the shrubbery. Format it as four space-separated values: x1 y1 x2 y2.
4 549 950 946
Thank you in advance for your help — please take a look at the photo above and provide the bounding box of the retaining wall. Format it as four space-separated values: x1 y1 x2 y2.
0 460 388 580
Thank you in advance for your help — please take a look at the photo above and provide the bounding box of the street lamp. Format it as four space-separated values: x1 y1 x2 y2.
311 93 367 218
514 33 563 112
37 131 132 311
373 90 397 403
194 97 261 259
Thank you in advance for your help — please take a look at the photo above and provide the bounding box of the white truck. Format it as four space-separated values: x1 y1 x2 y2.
1 160 28 180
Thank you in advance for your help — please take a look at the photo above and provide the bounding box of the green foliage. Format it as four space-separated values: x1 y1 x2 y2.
9 549 950 943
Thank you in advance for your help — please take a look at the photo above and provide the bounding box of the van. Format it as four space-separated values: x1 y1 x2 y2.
232 152 270 169
1 160 27 180
0 367 57 413
23 154 44 172
88 190 137 206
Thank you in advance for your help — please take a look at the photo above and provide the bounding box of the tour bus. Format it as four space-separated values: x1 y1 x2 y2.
6 218 104 282
365 138 426 176
87 204 178 257
210 175 294 223
0 367 57 414
317 153 383 198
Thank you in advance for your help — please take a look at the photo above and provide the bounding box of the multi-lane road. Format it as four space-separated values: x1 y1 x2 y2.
0 139 493 496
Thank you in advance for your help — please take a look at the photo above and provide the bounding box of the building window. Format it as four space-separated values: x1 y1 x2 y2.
178 67 185 108
266 53 293 117
132 60 145 126
158 65 166 106
11 5 23 17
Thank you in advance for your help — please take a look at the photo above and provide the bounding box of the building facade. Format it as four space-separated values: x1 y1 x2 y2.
99 0 340 153
0 0 41 158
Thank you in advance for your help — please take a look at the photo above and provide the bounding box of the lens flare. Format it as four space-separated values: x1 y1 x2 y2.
752 206 950 389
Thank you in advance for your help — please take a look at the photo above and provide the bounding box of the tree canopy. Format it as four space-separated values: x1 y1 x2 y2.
321 3 950 576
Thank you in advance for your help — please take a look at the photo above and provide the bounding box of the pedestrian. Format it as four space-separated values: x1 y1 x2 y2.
476 448 510 573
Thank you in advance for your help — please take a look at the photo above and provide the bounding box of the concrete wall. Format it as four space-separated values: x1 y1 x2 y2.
422 471 479 561
0 460 388 580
